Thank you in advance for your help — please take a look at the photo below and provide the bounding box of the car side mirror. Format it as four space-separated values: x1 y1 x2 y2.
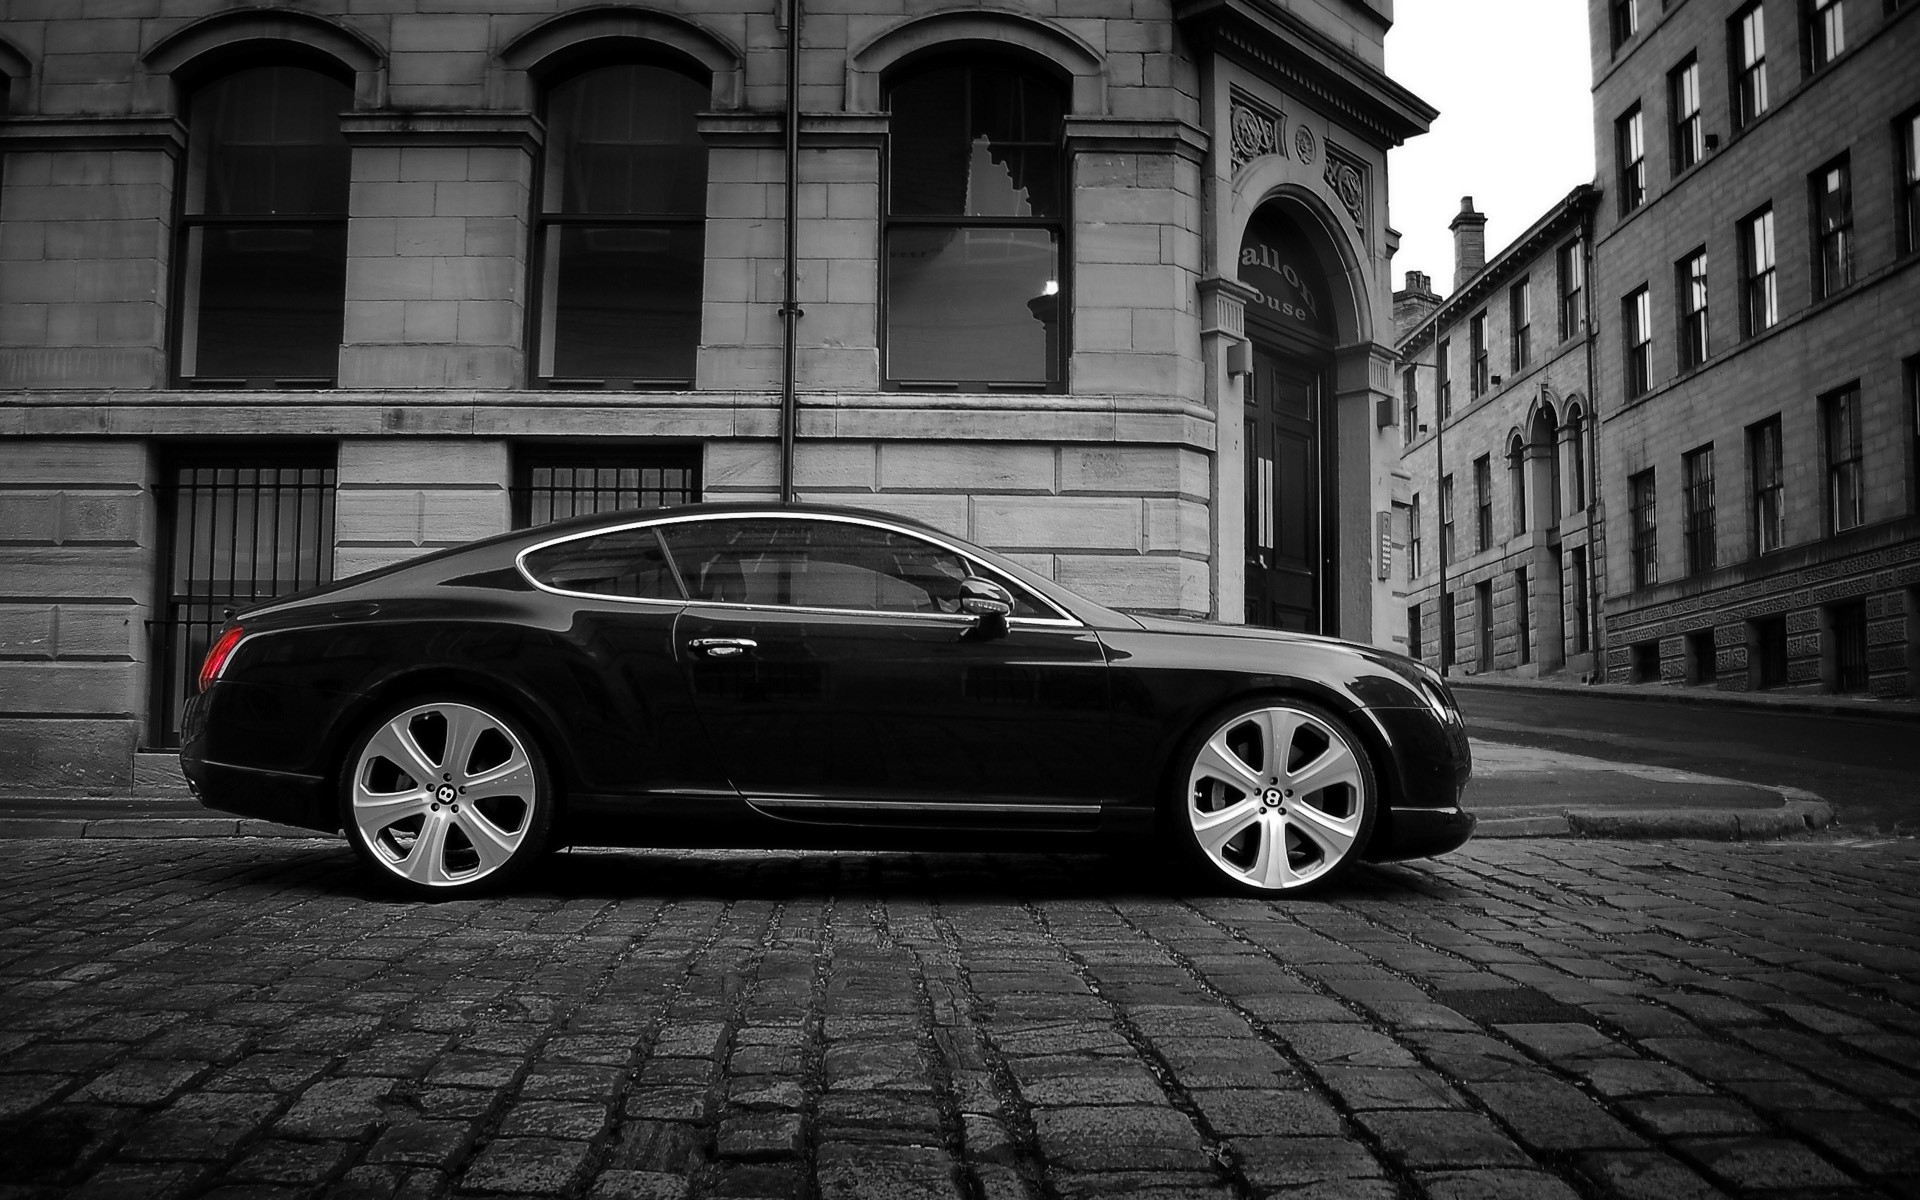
957 576 1013 637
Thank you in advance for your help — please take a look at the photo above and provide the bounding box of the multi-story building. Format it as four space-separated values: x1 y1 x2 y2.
0 1 1432 802
1592 0 1918 695
1395 189 1605 680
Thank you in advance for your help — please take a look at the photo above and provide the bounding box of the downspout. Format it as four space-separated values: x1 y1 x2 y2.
778 0 803 503
1581 205 1603 679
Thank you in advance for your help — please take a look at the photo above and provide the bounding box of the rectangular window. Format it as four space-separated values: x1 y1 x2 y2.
1509 443 1527 535
1678 249 1710 370
1901 110 1920 256
1568 412 1588 511
1437 339 1453 417
1410 492 1424 577
1402 368 1418 448
1617 105 1647 214
1571 546 1591 653
151 450 338 747
1509 277 1531 371
1909 356 1920 512
1612 0 1640 50
511 447 701 528
1684 444 1716 575
1824 383 1864 533
1624 286 1653 398
1474 454 1493 553
1476 580 1494 669
1750 414 1785 553
1470 312 1490 398
1812 157 1853 299
1807 0 1846 72
1670 55 1704 172
1442 473 1457 564
1741 206 1778 336
1731 3 1769 129
1630 469 1658 587
1514 566 1531 665
1558 239 1584 340
1407 603 1422 660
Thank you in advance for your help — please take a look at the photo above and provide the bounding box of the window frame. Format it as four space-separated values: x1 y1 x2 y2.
170 62 354 390
1612 0 1641 51
1437 339 1453 417
1617 104 1648 215
1823 382 1864 533
1410 492 1424 577
1567 408 1588 512
1683 443 1716 576
1401 368 1419 448
510 445 702 529
1806 0 1846 73
1441 473 1456 564
1558 239 1584 341
1670 54 1704 174
1509 276 1531 372
531 59 712 390
1749 414 1785 553
1900 108 1920 257
1507 436 1527 536
882 56 1070 393
1469 312 1490 399
1623 285 1653 398
1740 205 1778 337
1629 468 1659 588
1473 454 1493 553
1811 155 1853 300
1677 247 1710 371
1730 2 1770 130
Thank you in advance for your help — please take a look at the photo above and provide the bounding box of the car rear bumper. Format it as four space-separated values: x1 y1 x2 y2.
181 692 338 833
1363 804 1476 862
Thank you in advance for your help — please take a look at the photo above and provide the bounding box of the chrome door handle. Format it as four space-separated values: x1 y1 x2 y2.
689 637 757 658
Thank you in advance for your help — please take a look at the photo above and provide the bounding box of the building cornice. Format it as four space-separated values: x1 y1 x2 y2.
1175 0 1435 148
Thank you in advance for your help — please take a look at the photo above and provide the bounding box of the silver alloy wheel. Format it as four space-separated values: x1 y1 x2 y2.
350 701 539 889
1185 703 1372 891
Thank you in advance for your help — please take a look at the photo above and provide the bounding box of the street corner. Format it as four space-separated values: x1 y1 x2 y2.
1464 740 1836 841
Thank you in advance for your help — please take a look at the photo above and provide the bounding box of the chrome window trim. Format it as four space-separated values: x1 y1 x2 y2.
514 509 1085 627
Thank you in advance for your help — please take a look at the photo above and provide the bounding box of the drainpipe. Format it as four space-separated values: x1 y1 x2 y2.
1581 206 1603 679
778 0 803 503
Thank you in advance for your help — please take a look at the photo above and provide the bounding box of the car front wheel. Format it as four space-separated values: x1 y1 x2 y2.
1177 698 1377 894
341 698 553 898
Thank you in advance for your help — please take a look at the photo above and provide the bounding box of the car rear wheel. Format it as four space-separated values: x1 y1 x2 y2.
1177 698 1377 894
342 699 553 898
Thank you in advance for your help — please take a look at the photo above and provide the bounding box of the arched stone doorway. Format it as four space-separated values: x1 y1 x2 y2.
1237 204 1340 632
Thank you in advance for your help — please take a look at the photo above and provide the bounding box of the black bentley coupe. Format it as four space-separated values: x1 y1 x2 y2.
181 503 1472 898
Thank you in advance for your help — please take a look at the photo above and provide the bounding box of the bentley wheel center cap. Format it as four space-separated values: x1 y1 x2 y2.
436 784 457 804
1262 788 1283 807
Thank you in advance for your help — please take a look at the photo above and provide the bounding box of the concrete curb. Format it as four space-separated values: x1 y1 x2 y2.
1452 676 1920 722
0 816 324 840
1476 796 1835 840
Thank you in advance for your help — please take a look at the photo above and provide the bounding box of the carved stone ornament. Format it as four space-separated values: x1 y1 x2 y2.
1293 125 1316 163
1229 95 1282 172
1323 146 1365 226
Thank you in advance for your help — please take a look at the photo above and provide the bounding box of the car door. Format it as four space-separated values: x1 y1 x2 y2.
517 521 725 797
661 514 1113 819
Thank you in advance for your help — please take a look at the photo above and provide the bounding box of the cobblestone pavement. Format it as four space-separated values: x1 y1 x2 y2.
2 837 1918 1200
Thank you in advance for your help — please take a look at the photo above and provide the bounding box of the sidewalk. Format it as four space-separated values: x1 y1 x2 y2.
0 737 1838 842
1452 671 1920 721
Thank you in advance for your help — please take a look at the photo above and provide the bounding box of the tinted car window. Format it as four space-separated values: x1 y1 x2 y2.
522 526 682 600
662 517 1055 616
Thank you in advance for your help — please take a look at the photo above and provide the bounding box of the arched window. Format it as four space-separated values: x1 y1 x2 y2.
885 57 1065 390
535 62 707 388
1507 434 1528 535
176 64 352 386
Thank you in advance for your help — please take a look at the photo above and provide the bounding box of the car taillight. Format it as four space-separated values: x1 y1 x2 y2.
198 626 245 693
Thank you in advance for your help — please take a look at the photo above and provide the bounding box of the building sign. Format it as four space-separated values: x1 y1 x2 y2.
1237 211 1332 336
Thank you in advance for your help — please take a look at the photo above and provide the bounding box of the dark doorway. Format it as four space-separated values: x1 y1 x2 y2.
1244 348 1326 632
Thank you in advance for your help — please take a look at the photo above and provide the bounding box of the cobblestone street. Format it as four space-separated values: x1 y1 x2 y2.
2 836 1918 1200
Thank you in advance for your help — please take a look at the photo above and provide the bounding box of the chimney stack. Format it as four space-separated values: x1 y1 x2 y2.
1450 196 1487 290
1392 270 1442 342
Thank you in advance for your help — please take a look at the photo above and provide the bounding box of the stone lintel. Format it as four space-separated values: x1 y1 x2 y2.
698 112 888 150
1064 116 1209 161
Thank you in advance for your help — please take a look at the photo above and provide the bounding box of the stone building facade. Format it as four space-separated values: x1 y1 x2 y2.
1395 189 1605 680
0 0 1431 801
1591 0 1919 695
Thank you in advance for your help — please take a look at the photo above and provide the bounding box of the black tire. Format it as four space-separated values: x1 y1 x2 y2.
340 697 555 899
1171 697 1378 895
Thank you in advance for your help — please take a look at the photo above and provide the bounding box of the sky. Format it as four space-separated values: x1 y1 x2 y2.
1384 1 1597 295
